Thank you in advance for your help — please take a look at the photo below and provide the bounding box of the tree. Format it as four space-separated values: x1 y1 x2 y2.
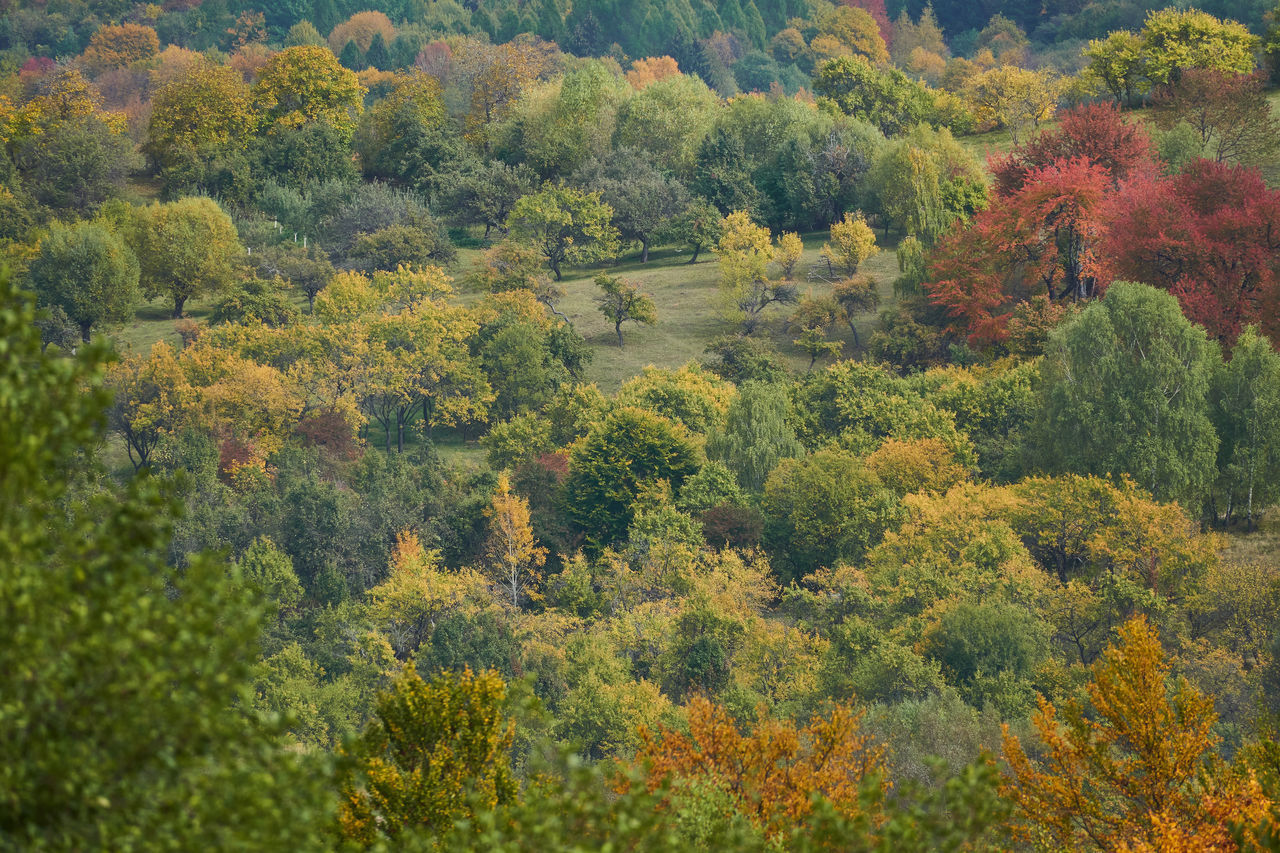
820 212 877 277
628 697 888 840
691 127 760 216
353 71 448 184
82 23 159 72
1002 617 1271 851
990 102 1157 198
1083 30 1148 106
506 183 620 280
575 150 689 263
813 56 932 137
594 272 657 348
0 271 331 849
927 157 1111 346
11 115 139 212
1032 281 1219 507
327 10 396 54
707 380 803 491
717 211 797 334
27 220 139 342
1153 69 1280 166
762 447 900 583
1139 8 1258 88
339 665 516 845
147 61 255 167
1209 327 1280 529
963 66 1062 146
441 160 538 238
773 231 803 280
1096 159 1280 345
789 297 844 369
252 45 365 141
831 276 880 348
131 197 243 318
565 408 699 553
672 196 725 264
616 72 720 174
483 474 547 607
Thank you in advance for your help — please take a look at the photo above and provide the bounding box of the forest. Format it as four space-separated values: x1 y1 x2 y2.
5 0 1280 849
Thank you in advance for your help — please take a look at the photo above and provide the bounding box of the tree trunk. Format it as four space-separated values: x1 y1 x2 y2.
616 321 624 348
172 294 186 319
688 244 701 264
80 321 92 344
551 259 562 280
641 238 650 263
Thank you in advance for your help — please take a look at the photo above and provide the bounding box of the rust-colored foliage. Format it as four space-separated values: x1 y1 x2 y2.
1002 617 1272 851
627 697 888 839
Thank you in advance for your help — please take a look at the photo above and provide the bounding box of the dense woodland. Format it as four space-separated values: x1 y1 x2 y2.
7 0 1280 849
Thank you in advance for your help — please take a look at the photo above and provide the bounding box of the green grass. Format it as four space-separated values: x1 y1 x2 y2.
536 232 902 393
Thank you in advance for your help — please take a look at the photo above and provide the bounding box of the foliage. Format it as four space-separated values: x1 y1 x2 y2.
506 183 620 280
593 273 657 348
339 664 516 845
130 196 243 318
0 270 331 850
820 212 877 277
628 696 889 840
1003 617 1271 851
26 219 139 342
253 45 366 140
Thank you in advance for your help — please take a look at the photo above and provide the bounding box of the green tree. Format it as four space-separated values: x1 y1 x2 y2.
594 272 657 348
1210 326 1280 529
130 197 243 318
762 447 900 583
813 56 932 137
1139 8 1258 87
146 62 254 170
672 196 726 264
707 380 803 492
0 271 330 849
566 408 699 553
506 183 620 280
27 220 140 342
1032 281 1219 506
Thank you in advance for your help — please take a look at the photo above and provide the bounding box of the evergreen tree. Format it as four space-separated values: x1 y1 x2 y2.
364 32 389 70
339 38 365 71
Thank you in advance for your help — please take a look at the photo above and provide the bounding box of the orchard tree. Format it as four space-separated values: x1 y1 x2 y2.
672 196 725 264
593 273 656 348
963 66 1061 145
1083 30 1146 106
1138 8 1258 87
1032 281 1219 506
1153 69 1280 166
441 160 538 238
575 150 688 263
717 211 797 334
820 212 878 277
506 184 620 280
27 220 139 343
131 197 243 318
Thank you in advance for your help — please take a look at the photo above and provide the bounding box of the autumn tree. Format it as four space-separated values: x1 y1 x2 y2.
1083 29 1147 106
327 10 395 55
27 220 139 343
1002 617 1271 851
1096 159 1280 344
594 273 656 348
626 55 680 89
130 197 242 318
717 211 796 334
819 212 877 277
104 342 189 470
1032 281 1219 506
964 66 1062 146
1139 8 1258 88
506 183 620 280
831 276 880 348
628 697 888 840
339 665 516 846
252 45 365 141
483 475 546 607
146 62 254 170
1153 69 1280 166
82 23 159 72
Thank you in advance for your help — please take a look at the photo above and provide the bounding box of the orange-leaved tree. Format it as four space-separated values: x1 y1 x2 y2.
627 696 888 839
1002 616 1272 851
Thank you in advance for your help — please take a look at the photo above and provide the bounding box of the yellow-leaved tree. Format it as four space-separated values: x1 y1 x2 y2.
1002 616 1273 851
820 212 878 278
483 474 546 607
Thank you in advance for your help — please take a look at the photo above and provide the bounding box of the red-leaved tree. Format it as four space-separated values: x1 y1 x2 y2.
990 103 1158 198
1098 159 1280 344
927 158 1111 345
